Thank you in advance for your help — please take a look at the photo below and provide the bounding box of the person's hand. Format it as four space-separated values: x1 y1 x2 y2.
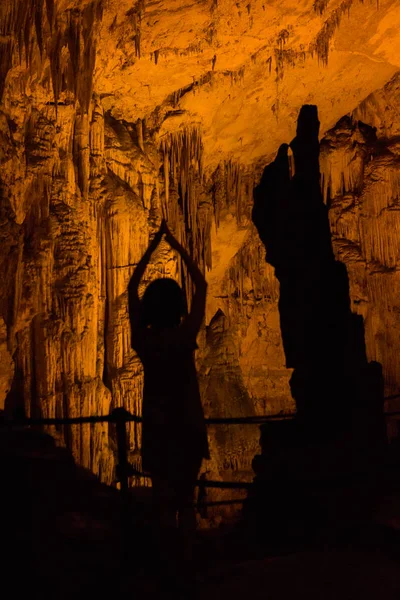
163 219 174 238
159 219 168 235
161 220 177 246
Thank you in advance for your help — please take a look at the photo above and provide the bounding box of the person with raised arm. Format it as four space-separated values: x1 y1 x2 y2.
128 219 209 588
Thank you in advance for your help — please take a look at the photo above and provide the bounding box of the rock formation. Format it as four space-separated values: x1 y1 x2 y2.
253 103 385 439
247 104 386 544
321 75 400 415
1 0 400 493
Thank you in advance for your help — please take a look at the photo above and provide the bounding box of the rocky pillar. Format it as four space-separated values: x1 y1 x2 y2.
246 105 386 546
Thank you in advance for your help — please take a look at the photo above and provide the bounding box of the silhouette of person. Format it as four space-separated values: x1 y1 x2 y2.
128 219 209 583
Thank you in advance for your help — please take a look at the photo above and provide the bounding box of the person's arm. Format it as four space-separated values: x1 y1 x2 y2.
128 222 165 344
164 223 207 337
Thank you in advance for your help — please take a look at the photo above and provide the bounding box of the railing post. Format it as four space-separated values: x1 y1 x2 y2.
112 407 132 560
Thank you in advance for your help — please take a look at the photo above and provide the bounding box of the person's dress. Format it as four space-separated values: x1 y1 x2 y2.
132 326 209 485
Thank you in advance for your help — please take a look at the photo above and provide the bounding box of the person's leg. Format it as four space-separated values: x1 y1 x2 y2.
176 459 201 535
152 474 177 531
175 466 201 589
151 474 181 593
177 481 197 558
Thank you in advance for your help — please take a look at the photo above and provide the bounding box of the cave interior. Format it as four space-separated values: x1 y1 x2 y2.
1 0 400 597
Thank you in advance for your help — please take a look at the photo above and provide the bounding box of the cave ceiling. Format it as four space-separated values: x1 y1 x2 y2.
2 0 400 169
98 0 400 167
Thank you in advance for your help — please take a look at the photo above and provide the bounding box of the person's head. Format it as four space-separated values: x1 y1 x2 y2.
140 277 187 328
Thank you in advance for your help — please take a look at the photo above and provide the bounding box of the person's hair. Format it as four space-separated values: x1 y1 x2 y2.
140 278 187 328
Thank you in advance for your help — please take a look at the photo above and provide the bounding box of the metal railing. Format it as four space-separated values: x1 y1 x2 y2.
2 404 400 558
0 408 292 489
0 406 284 553
2 405 400 495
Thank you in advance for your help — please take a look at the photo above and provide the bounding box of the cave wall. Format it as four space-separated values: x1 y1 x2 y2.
1 0 400 484
321 72 400 404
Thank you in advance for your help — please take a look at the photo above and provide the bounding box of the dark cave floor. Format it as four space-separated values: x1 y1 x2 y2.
1 427 400 599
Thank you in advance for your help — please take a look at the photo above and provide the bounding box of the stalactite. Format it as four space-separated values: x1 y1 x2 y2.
210 160 253 231
314 0 330 15
49 2 103 196
226 160 241 223
46 0 54 32
0 0 103 111
0 1 26 100
74 111 90 199
0 39 13 102
67 9 81 98
34 0 45 58
274 47 304 80
277 29 290 49
228 66 245 87
320 116 377 204
0 0 65 101
159 126 212 301
211 164 224 229
126 0 145 60
309 0 354 65
226 236 280 320
75 0 104 114
90 99 104 157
